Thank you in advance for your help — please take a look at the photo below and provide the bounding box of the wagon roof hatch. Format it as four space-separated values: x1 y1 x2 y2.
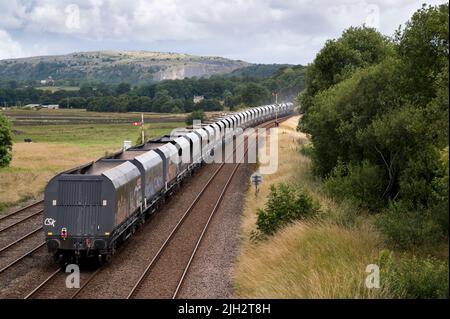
102 161 141 189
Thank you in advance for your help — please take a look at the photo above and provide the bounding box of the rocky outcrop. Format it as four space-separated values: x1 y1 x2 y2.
0 50 250 85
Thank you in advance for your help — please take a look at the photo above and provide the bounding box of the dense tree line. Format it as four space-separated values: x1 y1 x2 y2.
0 65 305 113
227 64 292 78
298 4 449 247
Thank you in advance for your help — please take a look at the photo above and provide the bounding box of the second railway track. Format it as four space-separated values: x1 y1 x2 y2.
0 201 45 276
0 200 44 246
0 200 43 223
0 201 44 240
24 267 101 299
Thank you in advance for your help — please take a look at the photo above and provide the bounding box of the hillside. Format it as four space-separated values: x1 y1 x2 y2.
0 51 250 85
228 64 293 78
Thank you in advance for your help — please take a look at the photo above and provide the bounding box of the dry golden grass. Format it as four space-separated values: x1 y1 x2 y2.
0 142 119 206
235 221 386 298
234 116 386 298
239 117 310 236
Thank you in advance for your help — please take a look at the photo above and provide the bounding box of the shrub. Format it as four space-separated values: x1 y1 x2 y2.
256 183 319 236
324 160 386 211
429 147 449 236
398 146 446 210
375 145 448 249
185 110 206 126
299 143 314 158
0 113 13 168
379 250 449 298
376 202 445 249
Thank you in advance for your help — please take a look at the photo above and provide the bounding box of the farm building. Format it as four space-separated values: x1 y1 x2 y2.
41 104 59 109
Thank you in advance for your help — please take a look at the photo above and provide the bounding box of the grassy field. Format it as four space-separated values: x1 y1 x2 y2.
2 108 187 124
11 122 180 146
234 117 388 298
0 110 184 212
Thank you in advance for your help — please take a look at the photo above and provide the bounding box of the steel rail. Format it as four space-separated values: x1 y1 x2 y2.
69 268 103 299
171 119 282 298
0 209 43 234
0 226 42 254
0 242 46 274
0 200 43 222
23 268 61 299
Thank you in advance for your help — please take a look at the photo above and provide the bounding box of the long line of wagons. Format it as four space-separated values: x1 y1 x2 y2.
43 103 294 264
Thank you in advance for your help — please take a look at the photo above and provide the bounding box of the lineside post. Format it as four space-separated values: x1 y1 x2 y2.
141 112 145 144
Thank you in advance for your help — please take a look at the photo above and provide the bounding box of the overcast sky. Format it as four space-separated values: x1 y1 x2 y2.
0 0 446 64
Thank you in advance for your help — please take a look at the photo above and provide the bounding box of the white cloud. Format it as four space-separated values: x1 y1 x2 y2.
0 29 24 60
0 0 447 63
0 1 27 29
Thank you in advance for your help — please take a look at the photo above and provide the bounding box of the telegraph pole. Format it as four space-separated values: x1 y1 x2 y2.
251 172 263 197
141 113 145 144
273 91 279 126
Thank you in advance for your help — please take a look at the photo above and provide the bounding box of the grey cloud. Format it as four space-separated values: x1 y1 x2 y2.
0 0 447 63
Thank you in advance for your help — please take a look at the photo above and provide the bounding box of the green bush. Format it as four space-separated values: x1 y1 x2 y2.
324 160 386 211
379 250 449 298
375 149 448 248
256 183 319 236
432 148 449 236
398 146 445 210
299 143 314 158
376 202 445 249
185 110 206 126
0 113 13 168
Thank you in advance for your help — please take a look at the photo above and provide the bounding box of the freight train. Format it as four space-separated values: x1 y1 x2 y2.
43 103 294 264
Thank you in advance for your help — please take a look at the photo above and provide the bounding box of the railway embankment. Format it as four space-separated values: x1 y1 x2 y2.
234 117 448 298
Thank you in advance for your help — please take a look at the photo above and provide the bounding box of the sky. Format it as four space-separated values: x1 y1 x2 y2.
0 0 446 64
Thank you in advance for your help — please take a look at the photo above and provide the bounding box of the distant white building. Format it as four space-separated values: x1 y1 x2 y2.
24 104 40 108
193 95 204 104
40 76 55 86
41 104 59 109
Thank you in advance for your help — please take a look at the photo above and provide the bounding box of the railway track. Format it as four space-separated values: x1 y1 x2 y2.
0 242 46 274
0 200 43 235
24 267 101 299
0 201 45 275
0 200 44 249
0 200 43 223
0 227 43 254
126 118 282 299
8 116 288 299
